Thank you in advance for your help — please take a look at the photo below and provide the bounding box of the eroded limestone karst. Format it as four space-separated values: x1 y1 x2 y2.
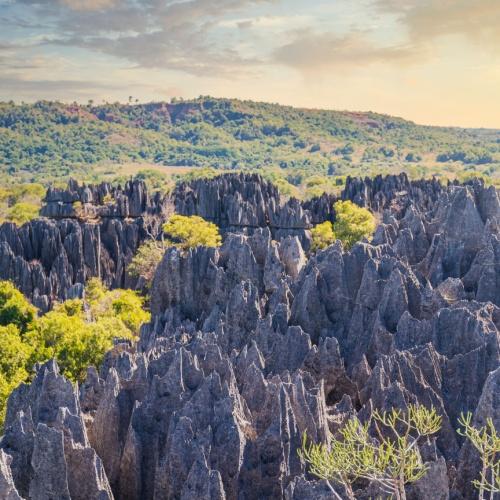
0 174 499 499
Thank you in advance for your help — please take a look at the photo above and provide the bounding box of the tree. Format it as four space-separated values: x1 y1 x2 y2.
128 204 174 283
163 214 221 249
128 239 167 283
300 405 442 500
6 202 39 225
0 281 37 333
130 214 222 282
458 412 500 499
0 280 150 430
310 202 375 253
0 324 32 432
310 221 335 252
333 200 376 250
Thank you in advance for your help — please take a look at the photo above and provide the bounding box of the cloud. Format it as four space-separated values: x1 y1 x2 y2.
60 0 117 11
273 0 499 74
375 0 500 50
273 30 423 72
6 0 276 76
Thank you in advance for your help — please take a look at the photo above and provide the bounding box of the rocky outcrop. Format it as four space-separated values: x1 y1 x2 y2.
1 174 499 499
0 180 170 310
41 178 166 219
1 360 113 500
0 173 457 308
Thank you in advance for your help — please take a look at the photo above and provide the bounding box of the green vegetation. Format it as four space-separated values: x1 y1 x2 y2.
333 201 376 249
458 412 500 497
300 405 442 500
0 281 37 333
0 183 44 225
129 214 222 283
163 214 222 249
310 221 336 252
1 98 498 187
310 201 376 251
0 279 149 431
128 239 168 283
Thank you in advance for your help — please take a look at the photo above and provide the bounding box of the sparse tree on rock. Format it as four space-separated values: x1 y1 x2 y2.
310 200 375 252
300 405 442 500
458 412 500 499
128 213 221 283
333 200 376 250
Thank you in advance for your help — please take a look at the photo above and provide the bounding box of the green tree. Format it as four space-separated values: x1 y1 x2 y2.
0 324 32 431
333 200 375 250
82 278 149 336
300 405 442 500
0 281 37 333
310 221 335 252
0 280 150 430
163 214 221 249
458 412 500 499
128 239 167 282
6 202 39 225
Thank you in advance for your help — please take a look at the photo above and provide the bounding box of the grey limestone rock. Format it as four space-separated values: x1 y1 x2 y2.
1 174 499 499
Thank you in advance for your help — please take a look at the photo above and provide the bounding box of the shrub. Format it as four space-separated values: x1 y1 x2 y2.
333 200 375 249
0 281 37 333
102 193 115 204
0 324 33 431
6 202 39 225
300 405 442 500
0 280 150 429
163 214 221 249
128 240 167 282
310 221 335 252
310 201 375 252
457 412 500 497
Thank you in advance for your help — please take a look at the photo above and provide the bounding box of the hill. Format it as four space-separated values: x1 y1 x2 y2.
1 97 499 187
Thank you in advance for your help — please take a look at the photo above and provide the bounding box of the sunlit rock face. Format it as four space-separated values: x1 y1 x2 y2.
0 174 499 499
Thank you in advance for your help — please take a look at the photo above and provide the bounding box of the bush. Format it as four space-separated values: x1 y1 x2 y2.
310 201 375 252
300 405 442 499
0 281 37 333
6 202 39 225
128 240 167 283
129 214 221 283
310 221 335 252
0 280 150 430
457 413 500 497
0 324 33 431
333 200 375 249
163 214 221 249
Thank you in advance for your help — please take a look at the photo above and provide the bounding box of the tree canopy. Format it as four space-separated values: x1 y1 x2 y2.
163 214 222 249
333 200 376 249
0 280 37 333
129 214 222 284
310 221 336 252
310 200 376 252
0 279 149 431
1 98 498 187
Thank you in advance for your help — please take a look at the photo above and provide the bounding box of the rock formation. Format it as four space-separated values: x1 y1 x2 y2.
0 173 499 499
0 180 169 310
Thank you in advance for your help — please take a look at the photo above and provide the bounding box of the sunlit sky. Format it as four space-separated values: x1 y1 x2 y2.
1 0 499 128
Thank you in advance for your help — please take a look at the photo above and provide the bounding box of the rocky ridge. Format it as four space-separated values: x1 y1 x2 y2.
0 174 499 499
0 179 169 310
0 172 442 309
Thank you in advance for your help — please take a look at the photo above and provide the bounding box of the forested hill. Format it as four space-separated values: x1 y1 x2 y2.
1 97 499 184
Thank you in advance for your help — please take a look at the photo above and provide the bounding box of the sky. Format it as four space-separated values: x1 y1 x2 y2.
0 0 499 128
